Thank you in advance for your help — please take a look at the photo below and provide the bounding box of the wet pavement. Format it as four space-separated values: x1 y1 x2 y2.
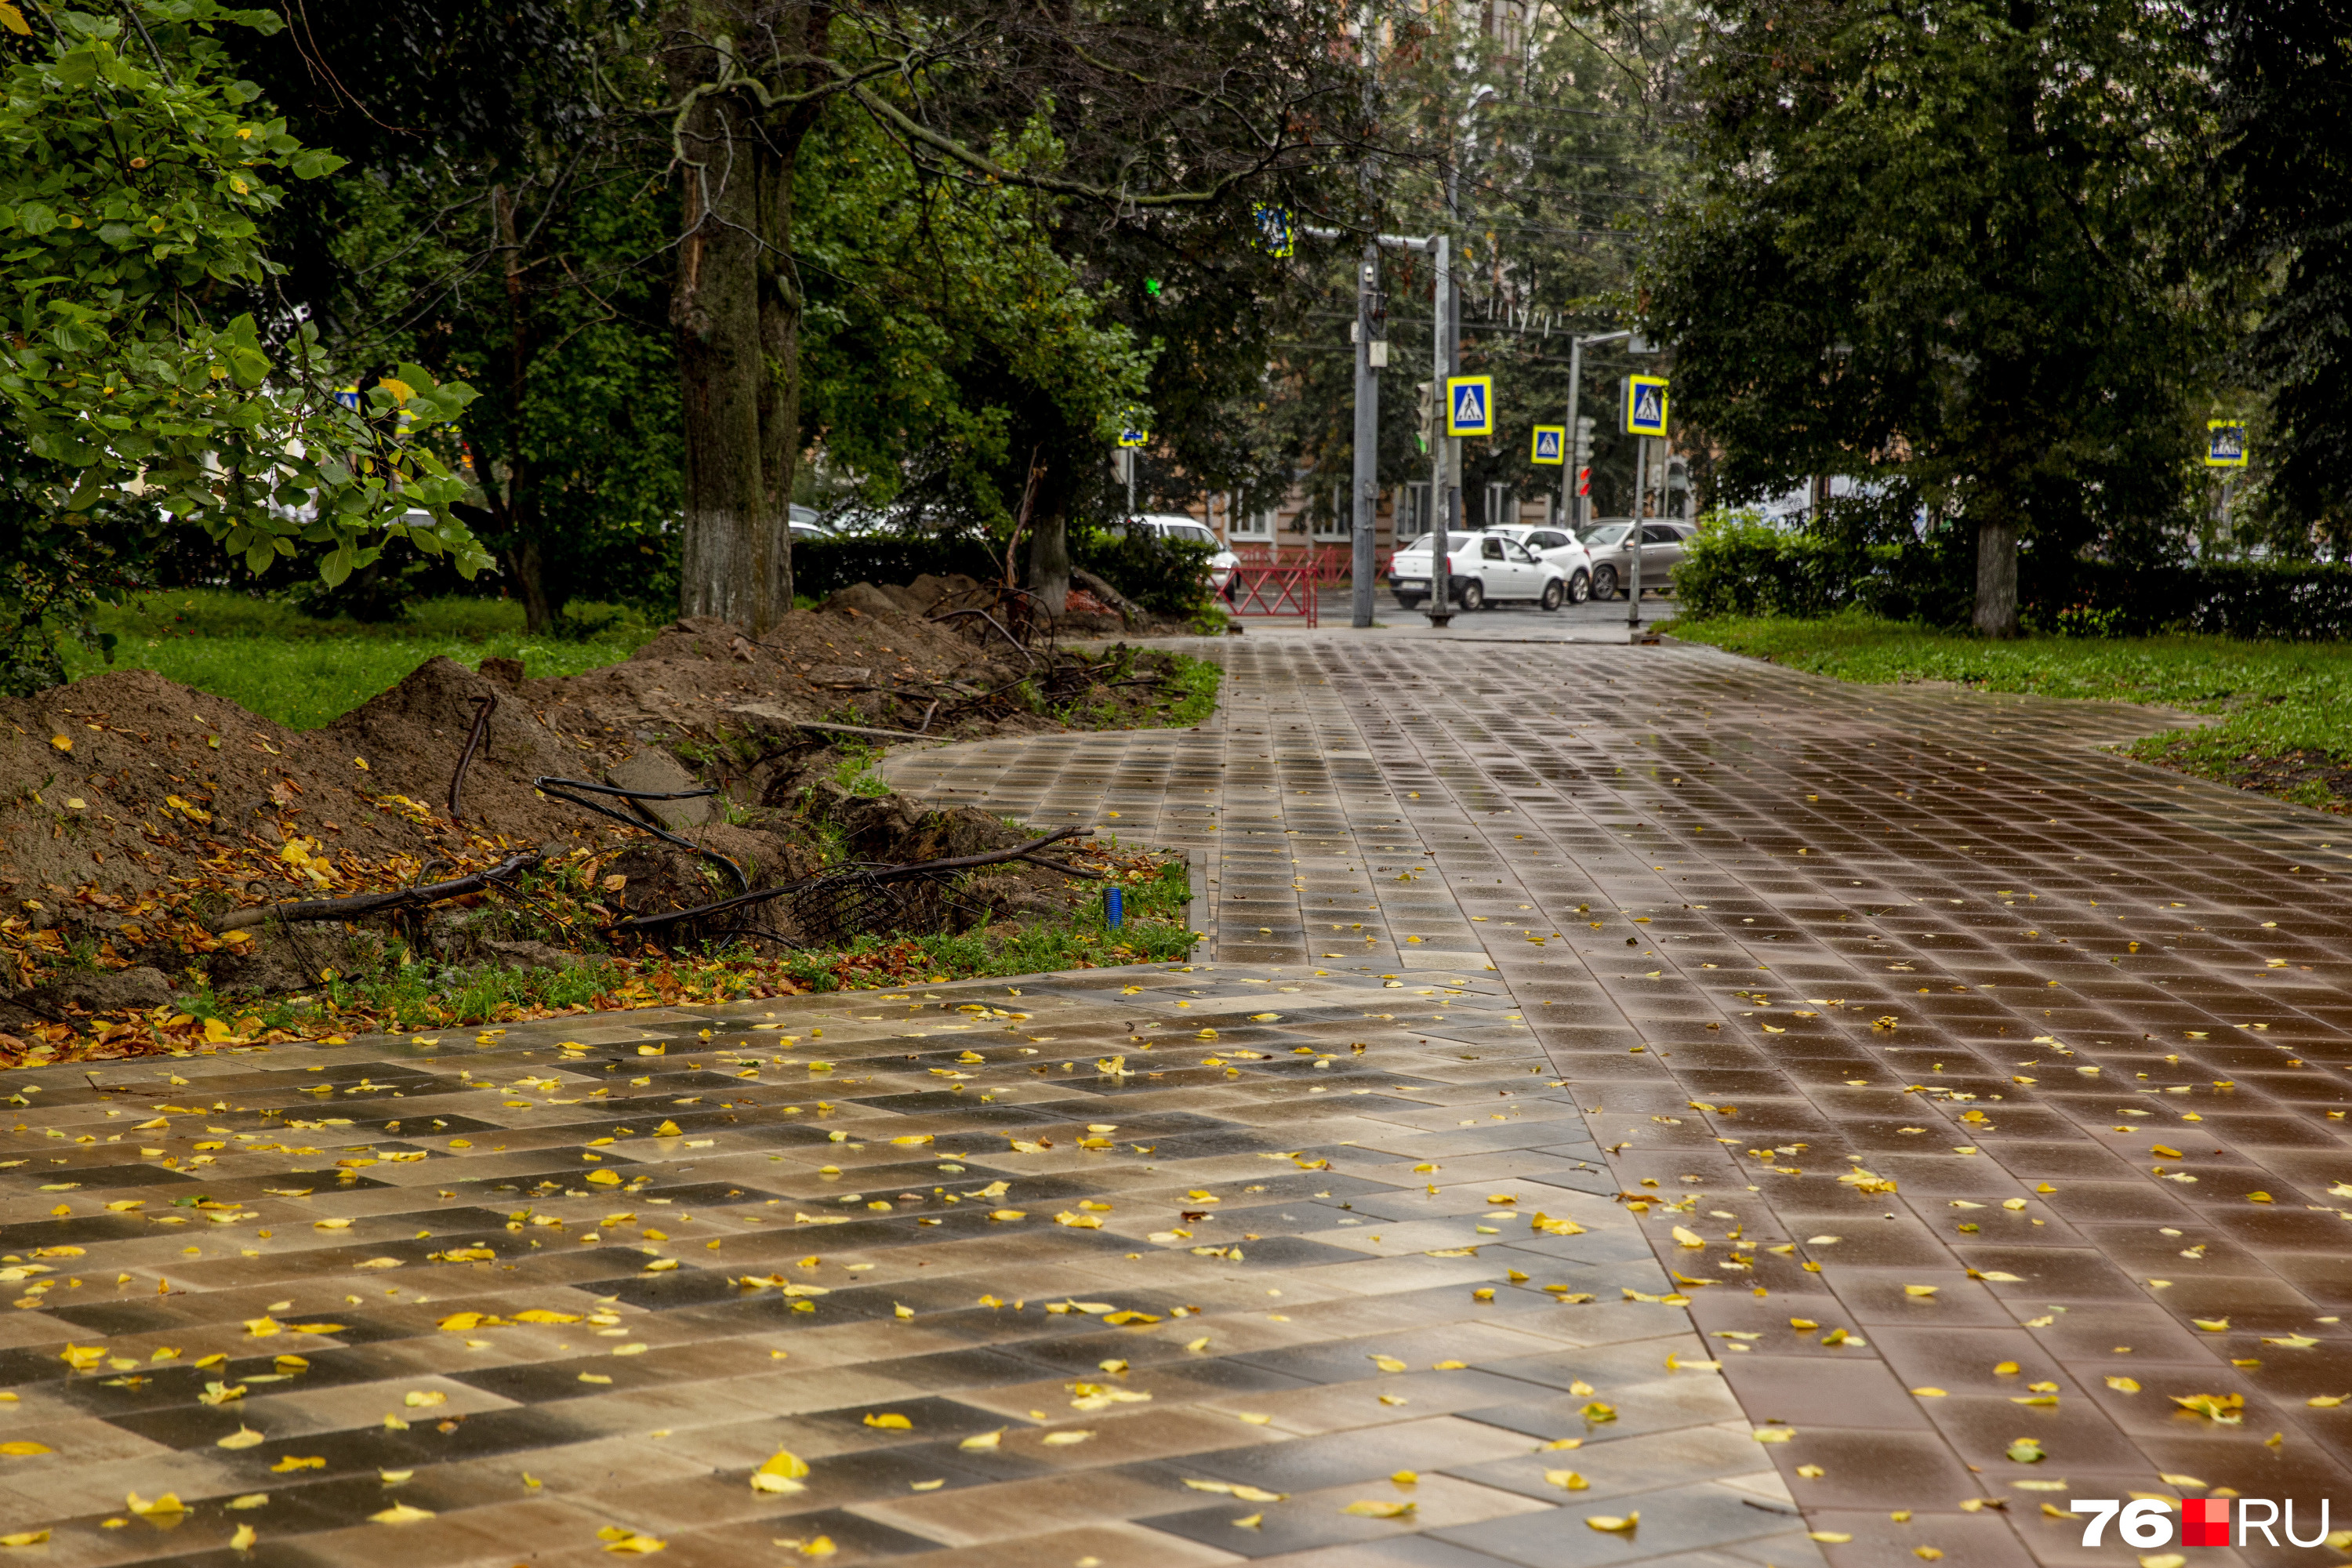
8 636 2352 1566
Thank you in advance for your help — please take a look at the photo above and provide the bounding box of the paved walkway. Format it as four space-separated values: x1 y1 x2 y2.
5 638 2352 1567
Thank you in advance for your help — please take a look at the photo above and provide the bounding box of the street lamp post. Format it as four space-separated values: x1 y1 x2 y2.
1562 330 1629 535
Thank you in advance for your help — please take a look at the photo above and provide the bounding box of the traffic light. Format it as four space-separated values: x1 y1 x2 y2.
1415 382 1436 453
1572 416 1595 468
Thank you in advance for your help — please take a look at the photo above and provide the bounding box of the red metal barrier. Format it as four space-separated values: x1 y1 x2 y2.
1226 564 1319 626
1229 543 1387 583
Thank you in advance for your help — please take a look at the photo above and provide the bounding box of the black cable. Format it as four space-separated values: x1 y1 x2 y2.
533 776 749 894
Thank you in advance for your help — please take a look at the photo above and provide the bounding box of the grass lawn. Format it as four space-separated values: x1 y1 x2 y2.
1668 612 2352 814
62 590 659 731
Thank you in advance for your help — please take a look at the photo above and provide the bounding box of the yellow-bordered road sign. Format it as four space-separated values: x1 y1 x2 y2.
2205 420 2248 468
1445 376 1494 438
1531 425 1566 464
1625 375 1668 437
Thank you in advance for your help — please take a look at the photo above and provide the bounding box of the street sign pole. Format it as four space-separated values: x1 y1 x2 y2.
1428 231 1453 628
1563 336 1583 533
1351 247 1380 627
1628 437 1646 629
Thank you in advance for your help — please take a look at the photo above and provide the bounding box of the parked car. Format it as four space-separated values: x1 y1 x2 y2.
1386 530 1570 611
1577 517 1694 600
1491 524 1593 603
1119 513 1241 595
789 503 832 543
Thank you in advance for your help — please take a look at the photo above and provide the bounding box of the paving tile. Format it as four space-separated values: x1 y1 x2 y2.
23 634 2352 1560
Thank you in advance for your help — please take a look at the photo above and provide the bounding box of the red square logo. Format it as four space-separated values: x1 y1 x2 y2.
2183 1497 2230 1546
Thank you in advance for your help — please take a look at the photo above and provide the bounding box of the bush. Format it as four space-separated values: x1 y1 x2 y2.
1670 513 1972 623
1672 512 2352 640
1072 527 1215 619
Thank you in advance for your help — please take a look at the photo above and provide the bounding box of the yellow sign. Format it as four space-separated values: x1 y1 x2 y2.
1625 375 1668 437
1446 376 1494 438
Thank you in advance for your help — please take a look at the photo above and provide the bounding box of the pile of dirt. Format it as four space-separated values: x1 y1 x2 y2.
0 591 1203 1037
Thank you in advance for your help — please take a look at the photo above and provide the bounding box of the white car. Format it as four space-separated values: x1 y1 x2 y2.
1491 524 1594 604
1385 530 1570 611
1121 513 1241 594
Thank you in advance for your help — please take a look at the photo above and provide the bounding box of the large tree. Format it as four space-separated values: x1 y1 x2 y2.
2211 0 2352 552
1644 0 2216 634
225 0 677 629
653 0 1363 629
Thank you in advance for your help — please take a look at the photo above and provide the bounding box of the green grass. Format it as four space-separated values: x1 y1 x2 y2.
61 590 660 730
1668 612 2352 813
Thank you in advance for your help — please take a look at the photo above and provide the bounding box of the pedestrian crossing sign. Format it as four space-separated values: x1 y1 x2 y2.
1446 376 1494 437
1624 375 1668 437
2205 419 2248 468
1530 425 1566 465
1116 408 1151 448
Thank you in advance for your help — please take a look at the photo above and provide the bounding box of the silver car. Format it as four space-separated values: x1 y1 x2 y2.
1577 518 1693 601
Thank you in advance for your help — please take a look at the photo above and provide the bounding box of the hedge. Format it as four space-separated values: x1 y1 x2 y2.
1671 518 2352 639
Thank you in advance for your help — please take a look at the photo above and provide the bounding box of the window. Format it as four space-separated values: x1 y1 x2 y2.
1396 482 1432 539
1482 538 1507 561
1227 498 1271 539
1642 524 1681 544
1484 483 1512 529
1528 531 1569 550
1312 485 1350 540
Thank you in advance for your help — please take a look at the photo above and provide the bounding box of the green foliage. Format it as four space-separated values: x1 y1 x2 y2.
1671 511 1970 622
1646 0 2216 566
798 107 1154 534
1072 528 1215 618
63 589 656 728
307 69 682 628
1261 4 1693 530
1154 654 1221 728
1671 513 2352 638
0 1 486 562
0 0 488 691
2212 2 2352 550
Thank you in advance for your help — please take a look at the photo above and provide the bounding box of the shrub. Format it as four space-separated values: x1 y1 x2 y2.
1670 512 1972 624
1672 513 2352 640
1072 527 1215 618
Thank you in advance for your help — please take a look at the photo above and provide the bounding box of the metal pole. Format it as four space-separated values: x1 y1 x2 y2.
1428 230 1452 628
1628 437 1647 628
1562 336 1582 534
1352 250 1380 627
1350 4 1380 629
1123 448 1135 518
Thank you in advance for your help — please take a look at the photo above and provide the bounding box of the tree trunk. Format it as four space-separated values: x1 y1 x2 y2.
665 8 822 634
509 526 554 633
1973 517 2020 637
1027 507 1070 615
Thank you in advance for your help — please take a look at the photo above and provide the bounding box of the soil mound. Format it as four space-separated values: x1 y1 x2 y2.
1 599 1207 1040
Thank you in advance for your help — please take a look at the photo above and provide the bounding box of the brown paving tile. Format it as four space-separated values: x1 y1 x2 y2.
27 637 2352 1561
